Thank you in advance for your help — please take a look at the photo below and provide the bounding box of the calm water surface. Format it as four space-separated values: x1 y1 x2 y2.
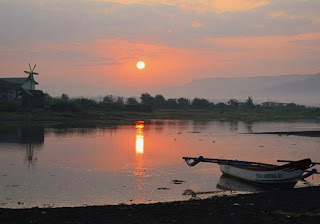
0 120 320 208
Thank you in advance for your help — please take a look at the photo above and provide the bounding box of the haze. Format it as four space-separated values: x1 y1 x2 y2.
1 0 319 98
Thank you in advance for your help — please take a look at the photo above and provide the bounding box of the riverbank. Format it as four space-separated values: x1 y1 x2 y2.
1 108 320 123
1 186 320 224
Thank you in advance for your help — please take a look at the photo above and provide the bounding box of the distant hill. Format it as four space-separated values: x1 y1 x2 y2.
157 72 320 106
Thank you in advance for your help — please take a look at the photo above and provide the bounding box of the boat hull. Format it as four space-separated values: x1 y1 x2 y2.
219 159 311 189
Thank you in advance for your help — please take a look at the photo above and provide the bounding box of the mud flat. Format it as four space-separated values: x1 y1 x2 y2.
252 130 320 137
1 186 320 224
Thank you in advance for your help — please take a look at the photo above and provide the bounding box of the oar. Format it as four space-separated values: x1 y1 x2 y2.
277 159 320 165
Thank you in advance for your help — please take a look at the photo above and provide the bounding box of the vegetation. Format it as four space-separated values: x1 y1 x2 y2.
0 94 320 122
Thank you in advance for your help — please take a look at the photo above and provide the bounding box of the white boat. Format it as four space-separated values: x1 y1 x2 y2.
183 156 319 189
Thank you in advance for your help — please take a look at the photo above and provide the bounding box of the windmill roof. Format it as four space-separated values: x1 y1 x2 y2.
0 77 38 85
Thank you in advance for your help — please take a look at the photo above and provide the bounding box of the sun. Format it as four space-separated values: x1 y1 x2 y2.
136 61 145 70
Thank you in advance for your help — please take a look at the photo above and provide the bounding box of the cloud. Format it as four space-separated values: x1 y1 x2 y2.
104 6 115 14
269 10 303 20
191 21 203 28
87 0 270 13
203 32 320 75
269 11 286 19
204 32 320 52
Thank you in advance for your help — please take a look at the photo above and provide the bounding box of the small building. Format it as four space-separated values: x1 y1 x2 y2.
0 64 45 108
0 77 38 100
22 90 45 108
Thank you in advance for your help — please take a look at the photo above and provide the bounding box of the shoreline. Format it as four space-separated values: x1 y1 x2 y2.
252 131 320 137
1 186 320 223
1 109 320 123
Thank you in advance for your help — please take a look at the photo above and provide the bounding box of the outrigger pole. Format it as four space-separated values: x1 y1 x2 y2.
277 159 320 165
183 156 274 167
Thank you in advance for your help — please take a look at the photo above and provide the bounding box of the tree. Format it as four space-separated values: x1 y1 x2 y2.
215 102 226 108
103 95 115 104
167 98 179 109
227 99 239 107
245 96 254 108
177 98 190 109
44 92 52 100
155 94 167 109
114 97 125 109
61 93 69 101
140 93 155 106
191 98 210 109
126 97 139 105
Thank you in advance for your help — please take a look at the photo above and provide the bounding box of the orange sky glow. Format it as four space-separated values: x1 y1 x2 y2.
0 0 319 97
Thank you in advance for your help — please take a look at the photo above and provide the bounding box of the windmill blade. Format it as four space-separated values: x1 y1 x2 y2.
32 64 36 71
33 72 39 75
24 71 32 74
29 63 32 71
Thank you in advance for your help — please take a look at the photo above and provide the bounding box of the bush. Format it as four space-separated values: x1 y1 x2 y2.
0 100 22 112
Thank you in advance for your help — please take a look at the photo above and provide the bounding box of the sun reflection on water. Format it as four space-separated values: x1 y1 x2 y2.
133 121 147 202
135 121 144 154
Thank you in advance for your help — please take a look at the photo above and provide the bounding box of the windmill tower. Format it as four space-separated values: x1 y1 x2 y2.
24 63 39 90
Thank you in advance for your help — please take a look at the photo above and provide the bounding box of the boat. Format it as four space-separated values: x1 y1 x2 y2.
183 156 319 189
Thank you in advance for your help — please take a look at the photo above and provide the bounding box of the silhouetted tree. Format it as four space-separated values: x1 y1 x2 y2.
215 102 227 108
44 92 52 100
177 98 190 109
126 97 139 105
103 95 116 104
61 93 69 101
73 98 98 108
115 97 125 109
209 102 215 109
167 98 179 109
155 94 167 109
191 98 210 109
140 93 155 106
245 96 254 108
227 99 239 107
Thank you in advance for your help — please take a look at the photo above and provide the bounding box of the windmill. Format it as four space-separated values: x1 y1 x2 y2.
24 63 39 80
24 63 39 90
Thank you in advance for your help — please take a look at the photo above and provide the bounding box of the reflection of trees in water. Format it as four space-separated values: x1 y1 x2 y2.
26 142 37 169
176 120 191 129
193 120 211 127
0 124 44 145
151 120 192 133
229 120 239 131
245 122 253 133
155 125 164 133
192 120 211 132
216 120 254 133
46 123 119 136
22 124 42 169
0 123 45 168
0 122 121 168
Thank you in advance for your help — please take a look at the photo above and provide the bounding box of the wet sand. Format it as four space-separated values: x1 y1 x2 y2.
1 186 320 224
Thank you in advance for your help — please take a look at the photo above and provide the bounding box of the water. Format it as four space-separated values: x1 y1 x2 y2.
0 120 320 208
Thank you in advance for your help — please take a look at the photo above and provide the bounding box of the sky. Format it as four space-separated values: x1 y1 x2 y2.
0 0 319 97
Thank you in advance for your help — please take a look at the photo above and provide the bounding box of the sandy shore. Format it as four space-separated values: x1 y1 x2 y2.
1 186 320 224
